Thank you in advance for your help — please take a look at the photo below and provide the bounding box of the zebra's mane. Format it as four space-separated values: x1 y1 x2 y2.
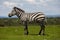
13 7 25 13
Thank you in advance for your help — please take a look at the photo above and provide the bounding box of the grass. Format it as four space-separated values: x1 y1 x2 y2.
0 25 60 40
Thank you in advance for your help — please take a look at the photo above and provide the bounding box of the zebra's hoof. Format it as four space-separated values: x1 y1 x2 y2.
43 34 45 35
39 33 41 35
24 33 28 35
39 32 41 35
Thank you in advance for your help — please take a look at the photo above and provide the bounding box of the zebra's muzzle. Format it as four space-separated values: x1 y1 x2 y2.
8 14 11 17
9 16 11 17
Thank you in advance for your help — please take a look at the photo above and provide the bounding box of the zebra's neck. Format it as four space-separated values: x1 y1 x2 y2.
16 12 23 19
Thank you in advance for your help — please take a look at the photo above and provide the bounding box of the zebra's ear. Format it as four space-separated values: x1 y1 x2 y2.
13 7 16 9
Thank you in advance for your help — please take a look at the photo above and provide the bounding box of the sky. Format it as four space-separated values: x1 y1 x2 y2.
0 0 60 17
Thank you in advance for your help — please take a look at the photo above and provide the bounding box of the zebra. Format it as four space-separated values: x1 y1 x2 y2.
8 7 46 35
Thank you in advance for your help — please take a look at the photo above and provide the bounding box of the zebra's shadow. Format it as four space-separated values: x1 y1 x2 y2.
29 34 39 36
29 34 49 36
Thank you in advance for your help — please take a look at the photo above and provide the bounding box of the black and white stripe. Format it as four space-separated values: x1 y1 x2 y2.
19 12 45 22
30 12 45 21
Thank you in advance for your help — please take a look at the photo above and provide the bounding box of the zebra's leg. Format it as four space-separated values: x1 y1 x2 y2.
42 25 45 35
24 21 29 35
39 22 45 35
41 24 45 35
39 25 43 35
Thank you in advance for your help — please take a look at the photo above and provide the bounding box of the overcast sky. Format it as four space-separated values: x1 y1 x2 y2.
0 0 60 17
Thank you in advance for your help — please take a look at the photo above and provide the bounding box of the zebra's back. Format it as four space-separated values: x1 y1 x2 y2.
21 12 45 22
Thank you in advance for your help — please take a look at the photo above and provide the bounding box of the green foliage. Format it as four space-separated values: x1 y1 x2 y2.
0 17 60 26
0 18 20 26
47 17 60 25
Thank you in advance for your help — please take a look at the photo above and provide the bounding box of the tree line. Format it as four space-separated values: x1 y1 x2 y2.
0 17 60 27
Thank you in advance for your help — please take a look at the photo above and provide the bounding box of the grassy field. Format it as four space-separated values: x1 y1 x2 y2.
0 25 60 40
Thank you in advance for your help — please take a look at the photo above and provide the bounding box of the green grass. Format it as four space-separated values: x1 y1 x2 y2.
0 25 60 40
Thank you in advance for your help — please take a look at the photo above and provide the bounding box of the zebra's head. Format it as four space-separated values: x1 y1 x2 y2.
8 7 25 17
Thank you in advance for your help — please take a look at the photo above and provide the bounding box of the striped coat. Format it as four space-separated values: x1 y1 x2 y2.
8 7 46 35
19 12 45 22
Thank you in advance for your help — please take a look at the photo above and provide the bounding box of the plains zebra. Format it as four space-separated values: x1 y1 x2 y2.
8 7 46 35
